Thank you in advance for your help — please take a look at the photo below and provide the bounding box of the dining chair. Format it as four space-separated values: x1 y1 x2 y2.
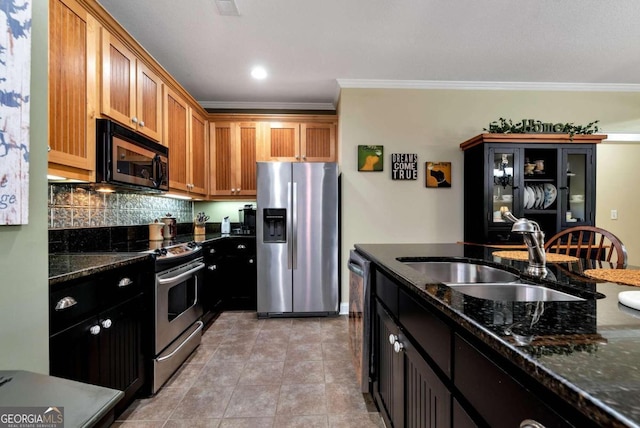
544 226 628 268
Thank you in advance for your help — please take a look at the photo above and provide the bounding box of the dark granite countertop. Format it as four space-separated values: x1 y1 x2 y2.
355 243 640 428
49 233 256 285
0 370 123 427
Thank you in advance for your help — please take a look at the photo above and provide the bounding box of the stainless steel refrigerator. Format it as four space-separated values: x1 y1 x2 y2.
256 162 339 317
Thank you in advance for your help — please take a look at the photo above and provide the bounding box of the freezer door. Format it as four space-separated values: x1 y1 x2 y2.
257 162 293 314
292 162 339 313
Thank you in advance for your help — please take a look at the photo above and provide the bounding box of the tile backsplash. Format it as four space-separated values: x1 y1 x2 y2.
48 184 193 229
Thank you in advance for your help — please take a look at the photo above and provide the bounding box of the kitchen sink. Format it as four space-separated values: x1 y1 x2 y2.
400 260 520 283
445 282 585 302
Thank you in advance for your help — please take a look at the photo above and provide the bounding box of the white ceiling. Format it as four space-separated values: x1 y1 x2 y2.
97 0 640 110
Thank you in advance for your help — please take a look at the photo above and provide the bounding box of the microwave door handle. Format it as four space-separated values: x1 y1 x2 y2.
151 154 160 188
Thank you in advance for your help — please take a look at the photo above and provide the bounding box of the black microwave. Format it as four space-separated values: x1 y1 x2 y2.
96 119 169 192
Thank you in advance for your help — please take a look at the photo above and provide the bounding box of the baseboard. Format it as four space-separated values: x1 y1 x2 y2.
339 302 349 315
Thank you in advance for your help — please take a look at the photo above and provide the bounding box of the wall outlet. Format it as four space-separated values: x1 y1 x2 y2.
611 209 618 220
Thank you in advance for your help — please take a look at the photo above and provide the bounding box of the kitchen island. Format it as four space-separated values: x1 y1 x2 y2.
356 243 640 428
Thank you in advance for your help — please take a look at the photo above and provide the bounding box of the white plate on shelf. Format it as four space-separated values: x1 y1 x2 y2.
543 183 557 209
619 291 640 311
525 186 534 209
534 185 543 208
523 186 530 208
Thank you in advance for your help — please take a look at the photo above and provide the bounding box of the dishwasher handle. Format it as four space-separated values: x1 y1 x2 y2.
348 261 365 277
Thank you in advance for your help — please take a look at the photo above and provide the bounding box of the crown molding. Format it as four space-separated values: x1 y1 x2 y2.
601 133 640 142
336 79 640 92
198 100 336 111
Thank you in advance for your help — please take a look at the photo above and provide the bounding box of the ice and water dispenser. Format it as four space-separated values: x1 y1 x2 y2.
263 209 286 243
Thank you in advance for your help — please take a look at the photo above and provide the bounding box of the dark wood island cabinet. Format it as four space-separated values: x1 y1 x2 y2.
357 243 638 428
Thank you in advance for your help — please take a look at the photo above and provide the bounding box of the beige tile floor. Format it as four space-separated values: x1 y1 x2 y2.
113 312 384 428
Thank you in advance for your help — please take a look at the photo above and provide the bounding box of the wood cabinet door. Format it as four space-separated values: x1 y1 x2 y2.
235 122 258 196
164 87 189 192
209 121 234 196
264 122 300 161
189 108 208 195
374 301 404 428
98 294 145 412
209 122 258 197
301 123 336 162
101 29 136 129
135 61 162 141
48 0 98 178
404 340 451 428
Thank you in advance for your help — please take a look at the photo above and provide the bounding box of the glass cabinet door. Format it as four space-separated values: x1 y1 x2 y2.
561 148 594 227
489 148 518 225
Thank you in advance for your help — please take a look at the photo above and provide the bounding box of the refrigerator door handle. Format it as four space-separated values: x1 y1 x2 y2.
291 181 298 269
287 181 294 269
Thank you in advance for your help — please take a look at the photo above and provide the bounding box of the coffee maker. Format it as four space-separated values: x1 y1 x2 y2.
238 204 256 235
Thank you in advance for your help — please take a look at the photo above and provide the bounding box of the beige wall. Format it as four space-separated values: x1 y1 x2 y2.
338 88 640 303
0 1 49 372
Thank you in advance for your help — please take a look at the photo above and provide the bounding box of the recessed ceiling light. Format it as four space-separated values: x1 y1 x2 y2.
251 66 267 80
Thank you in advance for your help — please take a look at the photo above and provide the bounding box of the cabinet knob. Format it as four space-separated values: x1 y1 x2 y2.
209 248 216 254
48 145 51 152
139 120 145 127
90 325 101 335
118 277 133 287
208 265 217 271
520 420 546 428
132 117 138 124
237 244 246 250
302 156 306 160
393 340 404 353
55 296 77 311
389 334 399 345
295 155 300 160
101 319 112 329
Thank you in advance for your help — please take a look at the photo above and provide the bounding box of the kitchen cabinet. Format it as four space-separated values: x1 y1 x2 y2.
49 258 153 415
209 122 259 197
101 29 162 142
201 237 257 313
373 271 451 428
461 133 605 244
48 0 99 181
369 265 597 428
164 87 208 196
263 122 336 162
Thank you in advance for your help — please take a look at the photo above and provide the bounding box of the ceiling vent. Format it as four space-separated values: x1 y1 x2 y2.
215 0 240 16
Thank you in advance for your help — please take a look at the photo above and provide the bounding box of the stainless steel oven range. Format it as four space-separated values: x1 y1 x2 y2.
147 241 204 394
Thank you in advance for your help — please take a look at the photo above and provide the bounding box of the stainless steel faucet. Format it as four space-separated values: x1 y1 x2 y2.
502 211 547 277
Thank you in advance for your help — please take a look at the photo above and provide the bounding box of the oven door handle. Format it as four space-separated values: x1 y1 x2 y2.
158 262 205 286
157 321 204 362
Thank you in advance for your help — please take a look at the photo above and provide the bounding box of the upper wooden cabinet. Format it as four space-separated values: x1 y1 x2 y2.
263 122 336 162
48 0 99 180
100 29 162 142
209 122 259 197
164 87 208 196
189 108 208 196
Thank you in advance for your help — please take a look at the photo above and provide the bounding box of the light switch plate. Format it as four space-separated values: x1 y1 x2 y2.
611 209 618 220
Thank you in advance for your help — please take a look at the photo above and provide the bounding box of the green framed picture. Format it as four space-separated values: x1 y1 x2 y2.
358 145 384 171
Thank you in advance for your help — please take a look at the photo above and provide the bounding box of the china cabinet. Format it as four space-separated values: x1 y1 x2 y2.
461 133 606 244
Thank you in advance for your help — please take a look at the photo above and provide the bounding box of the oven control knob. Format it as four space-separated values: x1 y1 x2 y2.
101 319 112 329
249 259 254 264
187 241 197 248
209 248 216 254
208 265 217 271
90 325 101 335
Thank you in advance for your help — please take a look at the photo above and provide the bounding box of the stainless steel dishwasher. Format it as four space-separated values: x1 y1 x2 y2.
348 249 372 393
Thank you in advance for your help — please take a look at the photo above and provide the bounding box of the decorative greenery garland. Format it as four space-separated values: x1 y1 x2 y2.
484 118 599 138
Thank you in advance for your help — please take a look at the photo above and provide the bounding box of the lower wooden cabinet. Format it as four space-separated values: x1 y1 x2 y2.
50 294 145 415
370 266 594 428
202 237 257 314
373 300 450 428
